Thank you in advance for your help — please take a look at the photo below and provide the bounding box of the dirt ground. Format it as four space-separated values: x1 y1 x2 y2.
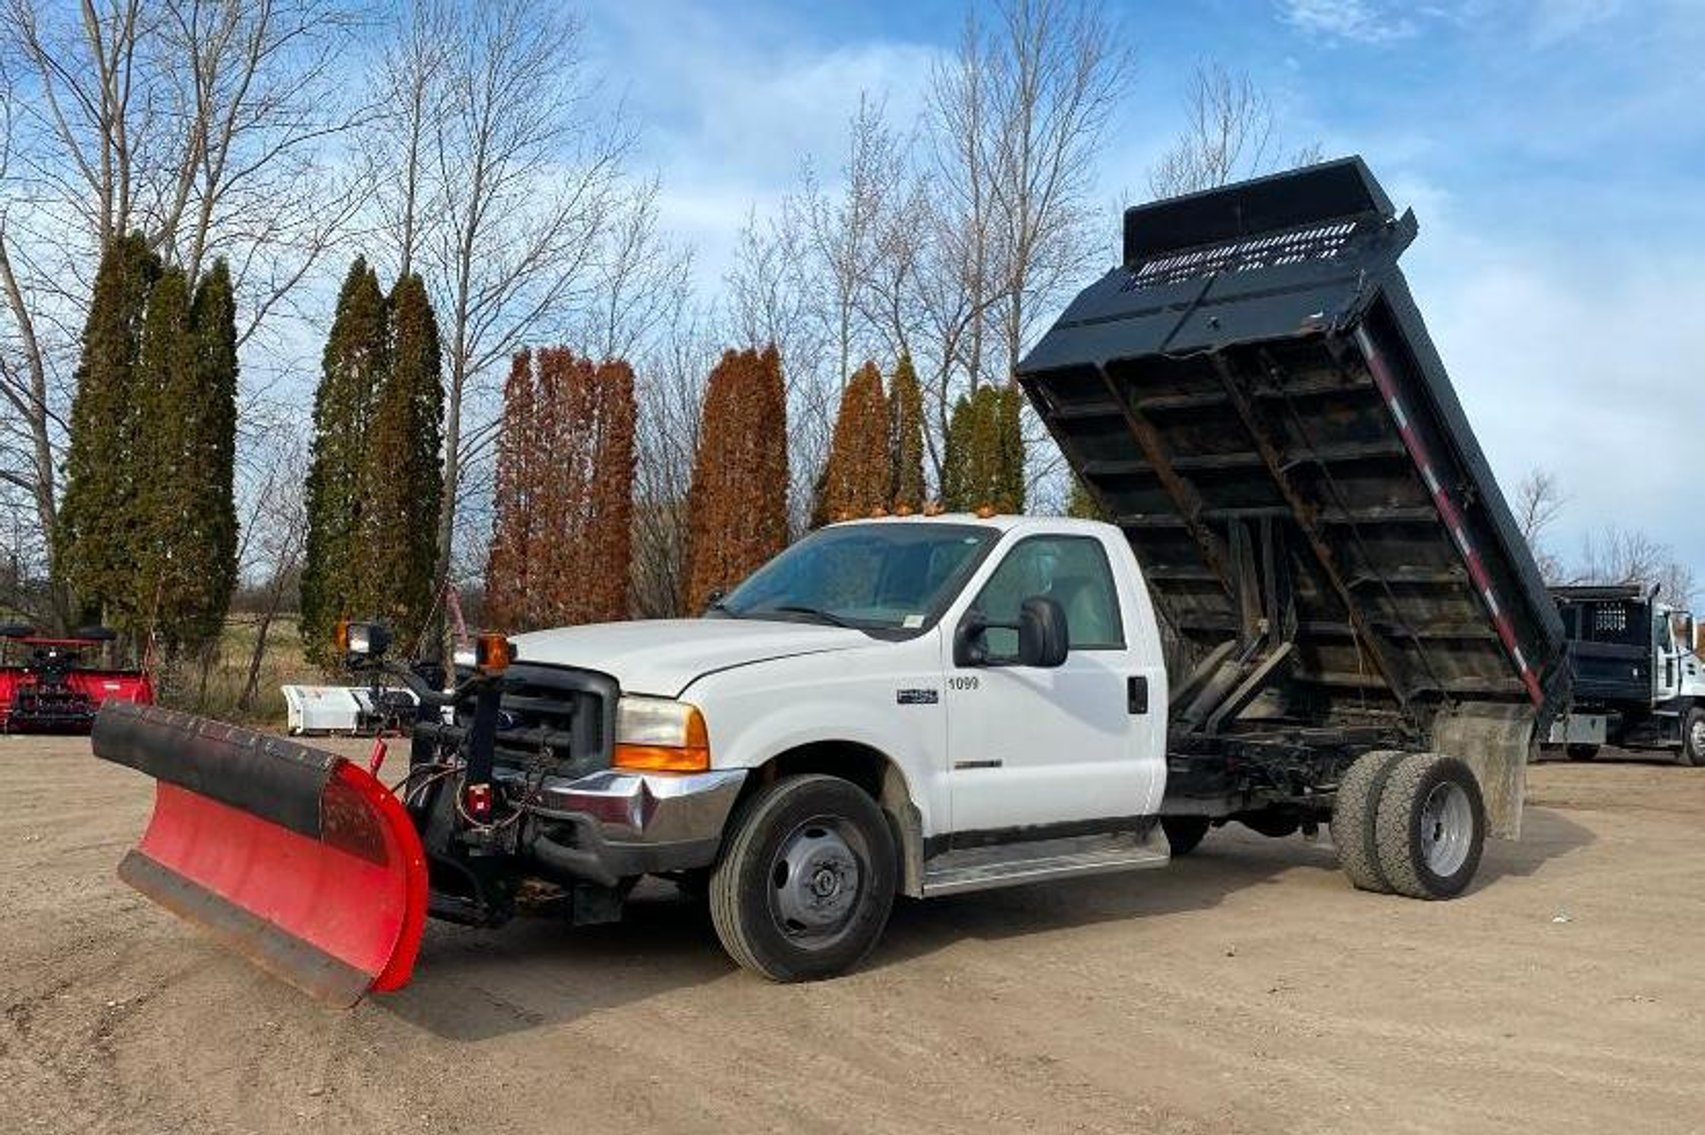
3 736 1702 1135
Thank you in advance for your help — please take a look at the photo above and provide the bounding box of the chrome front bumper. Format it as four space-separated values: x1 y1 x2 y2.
496 766 748 881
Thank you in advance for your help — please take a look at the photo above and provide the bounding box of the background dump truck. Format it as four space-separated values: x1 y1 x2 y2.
1544 584 1705 765
89 158 1568 1003
1018 156 1565 854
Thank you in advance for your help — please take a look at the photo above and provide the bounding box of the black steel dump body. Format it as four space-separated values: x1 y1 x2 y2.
1550 585 1654 707
1016 158 1564 835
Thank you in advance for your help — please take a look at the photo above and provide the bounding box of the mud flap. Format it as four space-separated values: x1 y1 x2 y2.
93 703 428 1006
1429 701 1535 840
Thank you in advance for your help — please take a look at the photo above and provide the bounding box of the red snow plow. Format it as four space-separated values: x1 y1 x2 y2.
92 702 428 1006
0 624 154 733
91 627 549 1007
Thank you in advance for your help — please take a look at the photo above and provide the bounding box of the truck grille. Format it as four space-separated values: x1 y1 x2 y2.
456 663 617 778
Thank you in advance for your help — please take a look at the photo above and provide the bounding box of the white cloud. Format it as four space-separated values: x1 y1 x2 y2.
584 2 942 292
1529 0 1626 47
1396 186 1705 572
1277 0 1419 43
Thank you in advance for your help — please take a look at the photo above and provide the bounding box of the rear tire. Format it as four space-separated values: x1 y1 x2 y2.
709 775 896 982
1330 751 1406 894
1374 753 1486 899
1681 708 1705 768
1161 815 1210 856
1565 744 1600 762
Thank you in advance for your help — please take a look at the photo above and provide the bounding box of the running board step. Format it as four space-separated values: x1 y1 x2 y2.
921 828 1169 897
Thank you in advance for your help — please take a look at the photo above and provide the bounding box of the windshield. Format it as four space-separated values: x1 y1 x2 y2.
716 523 997 632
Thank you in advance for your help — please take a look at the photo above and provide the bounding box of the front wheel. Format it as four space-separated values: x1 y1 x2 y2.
709 775 897 982
1565 744 1600 763
1682 708 1705 768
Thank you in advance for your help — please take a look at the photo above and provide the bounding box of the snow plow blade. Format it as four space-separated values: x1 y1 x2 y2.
92 702 428 1007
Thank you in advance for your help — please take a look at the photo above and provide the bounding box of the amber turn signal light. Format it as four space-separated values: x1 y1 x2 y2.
475 632 515 674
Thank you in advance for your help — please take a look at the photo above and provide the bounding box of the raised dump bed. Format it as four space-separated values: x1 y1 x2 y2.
1017 157 1565 837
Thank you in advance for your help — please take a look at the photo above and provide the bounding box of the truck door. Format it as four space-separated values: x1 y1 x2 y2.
943 534 1165 835
1655 609 1685 703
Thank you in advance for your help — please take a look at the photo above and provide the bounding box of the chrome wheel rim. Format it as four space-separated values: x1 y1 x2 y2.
1420 781 1474 877
768 815 865 946
1689 718 1705 755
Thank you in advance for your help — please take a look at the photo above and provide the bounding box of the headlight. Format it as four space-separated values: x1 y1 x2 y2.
614 697 710 772
337 619 391 659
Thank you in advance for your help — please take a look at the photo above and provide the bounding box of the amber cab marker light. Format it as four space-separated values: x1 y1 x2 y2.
975 503 997 519
474 632 515 674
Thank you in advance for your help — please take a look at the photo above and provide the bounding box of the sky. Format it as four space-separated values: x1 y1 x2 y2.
574 0 1705 587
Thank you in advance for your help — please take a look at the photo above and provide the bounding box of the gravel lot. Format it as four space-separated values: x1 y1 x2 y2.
3 734 1702 1134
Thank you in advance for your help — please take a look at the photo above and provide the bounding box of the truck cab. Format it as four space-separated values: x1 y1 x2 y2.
1546 585 1705 764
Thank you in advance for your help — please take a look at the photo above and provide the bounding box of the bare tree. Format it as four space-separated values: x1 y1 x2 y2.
584 174 694 362
369 0 450 280
0 0 367 624
985 0 1128 379
724 203 836 532
1514 468 1567 583
362 0 639 642
227 415 308 711
798 95 906 393
1147 61 1323 200
630 301 718 618
1576 526 1696 608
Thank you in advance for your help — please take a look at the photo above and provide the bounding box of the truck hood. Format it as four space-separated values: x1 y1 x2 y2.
510 618 872 697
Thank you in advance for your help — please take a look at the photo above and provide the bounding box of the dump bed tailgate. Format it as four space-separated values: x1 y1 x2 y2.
1017 158 1564 729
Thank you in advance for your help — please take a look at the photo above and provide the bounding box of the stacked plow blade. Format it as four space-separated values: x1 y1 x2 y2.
92 702 428 1007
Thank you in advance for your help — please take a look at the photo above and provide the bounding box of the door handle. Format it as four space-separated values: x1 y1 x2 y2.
1127 675 1149 715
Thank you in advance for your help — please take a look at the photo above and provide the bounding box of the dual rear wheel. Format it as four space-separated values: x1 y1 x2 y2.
1331 750 1486 899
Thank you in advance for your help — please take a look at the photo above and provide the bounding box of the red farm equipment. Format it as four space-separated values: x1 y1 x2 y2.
0 624 155 734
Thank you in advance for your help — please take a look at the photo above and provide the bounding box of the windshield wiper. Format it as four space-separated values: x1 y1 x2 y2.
767 604 858 628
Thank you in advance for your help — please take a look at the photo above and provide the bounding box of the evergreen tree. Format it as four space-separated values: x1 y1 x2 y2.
358 272 444 648
1066 475 1106 520
300 257 389 666
58 233 159 627
942 384 1025 513
485 350 637 631
822 360 889 522
179 259 240 653
887 353 926 513
485 351 539 630
684 345 789 611
131 268 198 652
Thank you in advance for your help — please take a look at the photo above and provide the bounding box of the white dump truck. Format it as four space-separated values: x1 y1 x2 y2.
1544 584 1705 764
91 157 1565 1005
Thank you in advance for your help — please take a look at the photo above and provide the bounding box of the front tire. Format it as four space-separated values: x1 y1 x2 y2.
709 775 896 982
1565 744 1600 762
1682 707 1705 767
1374 753 1486 899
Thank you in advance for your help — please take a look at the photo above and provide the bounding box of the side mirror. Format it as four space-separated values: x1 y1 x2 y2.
953 596 1069 669
1017 596 1069 668
952 612 990 668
